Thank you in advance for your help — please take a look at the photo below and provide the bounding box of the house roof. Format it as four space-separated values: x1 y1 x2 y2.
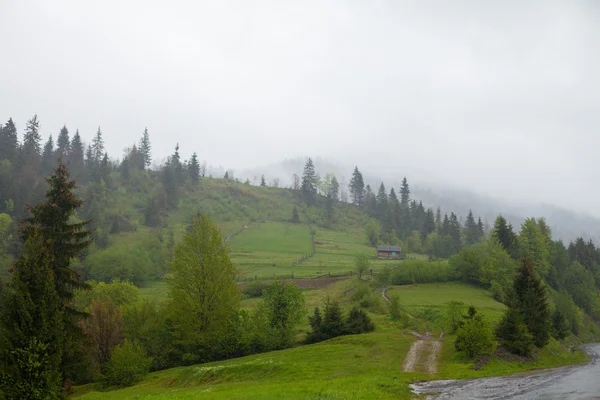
377 245 401 252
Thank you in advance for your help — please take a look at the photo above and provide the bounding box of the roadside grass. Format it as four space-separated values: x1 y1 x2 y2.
72 326 417 400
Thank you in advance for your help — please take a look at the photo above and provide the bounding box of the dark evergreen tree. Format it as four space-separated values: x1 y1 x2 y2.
300 158 317 205
139 128 151 169
91 127 104 164
435 207 442 232
22 115 42 162
448 212 463 253
0 229 65 400
492 216 518 257
388 188 400 232
41 135 55 176
19 161 93 379
476 217 485 241
56 125 70 161
464 210 479 245
260 175 266 187
345 306 375 334
348 166 365 207
551 308 570 340
364 185 376 216
422 208 436 240
329 176 340 203
70 130 84 173
513 258 551 348
291 206 300 223
0 118 19 162
171 144 182 184
441 213 450 236
376 182 388 221
495 307 534 356
399 178 411 237
188 152 200 184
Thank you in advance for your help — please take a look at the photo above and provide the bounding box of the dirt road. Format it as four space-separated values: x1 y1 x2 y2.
411 344 600 399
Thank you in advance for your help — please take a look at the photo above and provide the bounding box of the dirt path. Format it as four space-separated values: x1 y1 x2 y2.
381 286 444 374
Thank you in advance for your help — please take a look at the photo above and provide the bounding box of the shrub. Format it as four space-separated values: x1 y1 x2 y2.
102 341 152 387
345 307 375 334
495 308 534 356
455 314 496 358
242 280 267 298
446 301 466 333
390 260 458 285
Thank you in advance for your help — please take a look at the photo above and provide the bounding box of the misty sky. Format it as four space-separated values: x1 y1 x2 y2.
1 1 599 215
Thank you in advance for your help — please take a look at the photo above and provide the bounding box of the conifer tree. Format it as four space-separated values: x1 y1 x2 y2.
0 118 19 162
513 258 551 348
19 162 93 377
399 178 411 237
41 135 55 175
492 216 518 257
171 144 182 184
300 158 317 205
435 207 442 232
260 175 267 187
348 166 365 207
422 208 436 240
329 176 340 203
56 125 71 161
22 115 42 161
139 128 151 168
448 212 463 252
464 210 479 245
476 217 485 241
70 130 84 172
0 229 65 400
188 152 200 184
291 206 300 223
91 127 104 164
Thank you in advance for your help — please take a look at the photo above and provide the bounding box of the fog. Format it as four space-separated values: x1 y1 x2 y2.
1 1 599 216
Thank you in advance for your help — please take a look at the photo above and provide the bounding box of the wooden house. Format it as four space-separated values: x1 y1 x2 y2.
376 245 402 259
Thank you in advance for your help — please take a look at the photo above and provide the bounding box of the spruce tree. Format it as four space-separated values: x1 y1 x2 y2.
399 178 411 237
448 212 463 253
476 217 485 241
0 229 65 400
260 175 266 187
300 158 317 205
376 182 388 221
513 258 551 348
139 128 151 168
464 210 478 245
348 166 365 207
435 207 442 232
91 127 104 164
188 152 200 184
22 114 42 161
492 216 518 257
422 208 436 240
41 135 56 175
70 130 84 172
19 161 93 377
0 118 19 162
56 125 70 161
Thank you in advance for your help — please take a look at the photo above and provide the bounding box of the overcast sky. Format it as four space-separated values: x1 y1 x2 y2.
1 1 599 215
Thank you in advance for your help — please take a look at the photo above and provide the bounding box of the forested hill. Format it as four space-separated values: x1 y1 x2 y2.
1 114 599 290
238 157 600 244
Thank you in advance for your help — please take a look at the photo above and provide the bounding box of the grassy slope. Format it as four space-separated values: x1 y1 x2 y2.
74 282 587 400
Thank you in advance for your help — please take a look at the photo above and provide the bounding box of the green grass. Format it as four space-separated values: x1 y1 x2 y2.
388 281 507 323
73 325 417 400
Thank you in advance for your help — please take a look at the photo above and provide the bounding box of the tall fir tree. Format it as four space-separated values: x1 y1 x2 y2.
260 175 267 187
0 118 19 162
300 158 317 205
41 135 55 176
399 178 411 237
22 115 42 162
139 128 152 169
69 130 84 173
348 166 365 207
56 125 71 161
492 216 518 257
91 127 104 164
448 212 463 253
435 207 442 233
464 210 479 245
0 229 65 399
171 144 182 184
422 208 436 241
376 182 388 221
476 217 485 241
19 161 93 379
188 152 200 184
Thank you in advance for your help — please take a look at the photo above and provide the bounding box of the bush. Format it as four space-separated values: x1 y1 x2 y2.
455 314 496 358
390 260 457 285
102 341 152 387
345 306 375 334
495 308 534 356
242 280 267 298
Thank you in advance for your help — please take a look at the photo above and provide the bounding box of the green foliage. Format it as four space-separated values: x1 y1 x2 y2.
447 301 466 333
364 219 381 247
345 306 375 334
495 308 534 356
390 260 457 285
455 314 496 358
449 239 516 302
491 216 518 257
262 281 306 348
0 230 64 400
166 214 239 348
307 299 375 344
518 218 551 276
354 254 370 280
551 309 570 340
75 280 140 311
102 341 152 387
241 280 268 298
291 206 300 223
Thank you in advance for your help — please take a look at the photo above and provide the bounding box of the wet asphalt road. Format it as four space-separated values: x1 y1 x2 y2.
410 344 600 400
